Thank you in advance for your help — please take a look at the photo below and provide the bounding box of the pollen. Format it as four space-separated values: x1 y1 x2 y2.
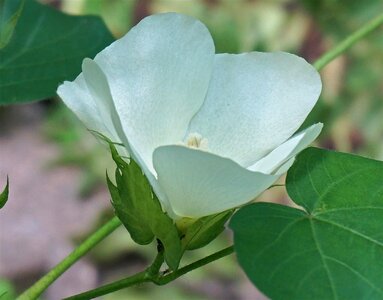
185 132 209 150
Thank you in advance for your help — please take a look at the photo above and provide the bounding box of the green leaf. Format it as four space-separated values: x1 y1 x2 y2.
106 142 182 270
150 205 182 270
107 170 154 245
230 147 383 299
0 279 15 300
0 0 114 104
181 210 233 251
109 160 156 245
0 177 9 209
0 0 24 49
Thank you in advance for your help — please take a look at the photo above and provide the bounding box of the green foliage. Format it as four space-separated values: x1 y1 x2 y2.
230 147 383 299
301 0 383 36
181 210 233 251
0 0 24 49
107 171 150 242
0 0 114 104
0 279 15 300
0 177 9 209
301 0 383 158
82 0 136 37
106 141 182 270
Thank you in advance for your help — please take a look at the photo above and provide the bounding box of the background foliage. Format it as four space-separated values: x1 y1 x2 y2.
0 0 114 104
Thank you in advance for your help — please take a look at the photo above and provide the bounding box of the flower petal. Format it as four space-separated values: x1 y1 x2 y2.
248 123 323 174
81 58 126 144
153 145 279 218
57 74 111 138
275 157 295 175
94 13 215 174
188 52 322 167
58 59 173 209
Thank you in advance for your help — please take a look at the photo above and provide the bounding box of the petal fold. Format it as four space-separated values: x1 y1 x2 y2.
153 146 279 218
189 52 322 166
248 123 323 174
81 58 126 145
57 68 116 142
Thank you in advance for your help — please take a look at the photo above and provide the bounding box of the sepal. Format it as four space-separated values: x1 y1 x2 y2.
0 177 9 209
103 137 182 270
180 210 233 251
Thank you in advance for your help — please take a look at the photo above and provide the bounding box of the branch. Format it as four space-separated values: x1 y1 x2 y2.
313 13 383 71
153 245 234 285
64 245 234 299
63 248 165 300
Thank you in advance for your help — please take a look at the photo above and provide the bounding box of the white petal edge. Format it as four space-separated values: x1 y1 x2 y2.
57 75 111 138
188 52 322 167
248 123 323 174
94 13 215 175
81 58 127 147
153 145 280 218
275 157 295 175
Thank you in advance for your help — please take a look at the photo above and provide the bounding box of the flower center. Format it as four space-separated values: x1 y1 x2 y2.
185 132 209 150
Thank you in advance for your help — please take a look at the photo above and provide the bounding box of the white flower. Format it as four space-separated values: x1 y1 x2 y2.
57 13 322 219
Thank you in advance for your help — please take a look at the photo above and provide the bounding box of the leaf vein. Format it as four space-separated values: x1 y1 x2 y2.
324 255 383 294
315 206 383 216
310 219 338 300
268 248 317 282
0 22 81 66
313 166 379 210
315 217 383 247
253 217 306 261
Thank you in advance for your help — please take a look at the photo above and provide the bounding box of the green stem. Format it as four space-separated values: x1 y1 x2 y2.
64 271 149 300
147 245 165 276
65 245 234 299
313 13 383 71
17 216 122 300
154 245 234 285
63 249 165 300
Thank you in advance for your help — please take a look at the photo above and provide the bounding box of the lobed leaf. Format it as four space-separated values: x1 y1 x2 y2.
230 147 383 299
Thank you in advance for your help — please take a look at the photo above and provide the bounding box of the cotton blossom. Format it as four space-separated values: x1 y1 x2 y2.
57 13 322 219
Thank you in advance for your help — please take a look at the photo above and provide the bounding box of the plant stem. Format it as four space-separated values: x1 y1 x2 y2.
153 245 234 285
64 245 234 299
64 271 149 300
313 13 383 71
17 216 122 300
63 250 165 300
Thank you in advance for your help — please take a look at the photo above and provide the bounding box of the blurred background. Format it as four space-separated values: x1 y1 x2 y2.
1 0 382 299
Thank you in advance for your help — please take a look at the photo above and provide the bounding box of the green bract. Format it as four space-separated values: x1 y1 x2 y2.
0 177 9 209
58 13 322 219
106 140 182 270
180 210 233 251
